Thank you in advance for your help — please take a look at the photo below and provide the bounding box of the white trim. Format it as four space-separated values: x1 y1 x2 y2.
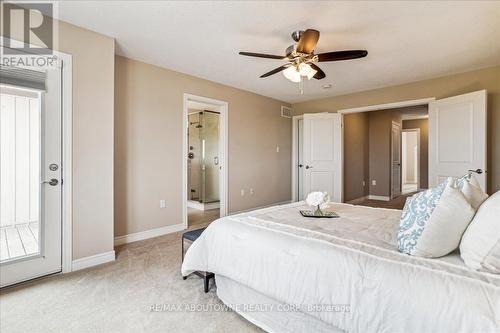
291 115 303 202
0 36 73 274
402 115 429 121
72 251 115 272
183 94 228 230
338 97 435 114
402 128 421 191
114 223 185 246
368 195 391 201
229 200 292 216
60 52 73 274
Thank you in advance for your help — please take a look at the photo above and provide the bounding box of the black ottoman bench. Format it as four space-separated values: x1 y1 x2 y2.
181 228 214 293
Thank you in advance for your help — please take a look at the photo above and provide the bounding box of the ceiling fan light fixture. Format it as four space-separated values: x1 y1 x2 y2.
282 66 302 83
299 63 317 80
283 63 317 82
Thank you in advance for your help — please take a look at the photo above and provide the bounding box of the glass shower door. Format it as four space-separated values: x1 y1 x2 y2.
200 112 220 203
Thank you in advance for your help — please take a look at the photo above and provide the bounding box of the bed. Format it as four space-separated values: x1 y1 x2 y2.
181 201 500 332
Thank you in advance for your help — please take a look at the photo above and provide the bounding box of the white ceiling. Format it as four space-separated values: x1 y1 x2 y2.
57 1 500 103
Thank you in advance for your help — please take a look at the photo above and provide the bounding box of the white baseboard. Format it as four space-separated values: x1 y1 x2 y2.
72 250 115 271
346 196 368 204
229 200 292 215
368 195 391 201
114 223 185 246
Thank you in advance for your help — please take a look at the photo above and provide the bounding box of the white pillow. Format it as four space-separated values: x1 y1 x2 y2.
460 191 500 273
398 179 475 258
455 174 488 210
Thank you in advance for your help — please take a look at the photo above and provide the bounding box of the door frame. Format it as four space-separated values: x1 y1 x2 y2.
402 128 421 192
390 120 402 199
182 93 228 229
0 37 73 276
291 115 303 202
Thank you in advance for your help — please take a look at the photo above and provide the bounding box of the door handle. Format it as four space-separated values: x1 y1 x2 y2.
41 179 59 186
298 164 303 168
305 165 313 169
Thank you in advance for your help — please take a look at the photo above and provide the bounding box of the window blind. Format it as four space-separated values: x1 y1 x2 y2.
0 66 46 91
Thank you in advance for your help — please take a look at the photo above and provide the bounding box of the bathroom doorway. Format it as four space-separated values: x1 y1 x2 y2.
183 95 228 229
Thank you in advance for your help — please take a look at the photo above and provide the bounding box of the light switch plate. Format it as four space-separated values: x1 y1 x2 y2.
160 200 166 208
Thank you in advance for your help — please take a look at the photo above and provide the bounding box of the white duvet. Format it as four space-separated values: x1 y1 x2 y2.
181 202 500 332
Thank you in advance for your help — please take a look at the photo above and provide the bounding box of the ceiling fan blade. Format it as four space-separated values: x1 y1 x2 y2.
309 63 326 80
317 50 368 62
296 29 320 54
239 52 286 60
260 65 290 78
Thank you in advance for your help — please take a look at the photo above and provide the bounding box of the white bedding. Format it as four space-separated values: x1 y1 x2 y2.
181 202 500 332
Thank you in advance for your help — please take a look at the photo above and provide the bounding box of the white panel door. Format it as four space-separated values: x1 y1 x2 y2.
391 121 402 198
429 90 487 190
303 113 342 202
0 66 62 287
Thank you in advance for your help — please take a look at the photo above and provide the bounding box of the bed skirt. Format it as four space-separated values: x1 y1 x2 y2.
216 275 344 333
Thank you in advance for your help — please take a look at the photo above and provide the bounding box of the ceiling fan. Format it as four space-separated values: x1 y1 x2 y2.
239 29 367 84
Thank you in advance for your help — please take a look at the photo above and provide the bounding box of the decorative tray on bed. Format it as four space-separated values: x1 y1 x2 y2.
299 210 339 218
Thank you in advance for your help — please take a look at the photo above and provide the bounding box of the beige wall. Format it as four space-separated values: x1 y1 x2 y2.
403 118 429 189
58 22 115 260
293 65 500 194
115 56 291 237
343 113 369 201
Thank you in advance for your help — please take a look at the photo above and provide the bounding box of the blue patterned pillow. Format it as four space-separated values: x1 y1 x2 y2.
397 180 448 254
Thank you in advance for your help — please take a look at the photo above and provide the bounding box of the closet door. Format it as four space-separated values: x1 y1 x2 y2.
302 113 342 202
429 90 487 190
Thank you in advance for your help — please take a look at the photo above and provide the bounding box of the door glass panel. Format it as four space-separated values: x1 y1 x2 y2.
200 112 219 203
1 87 41 262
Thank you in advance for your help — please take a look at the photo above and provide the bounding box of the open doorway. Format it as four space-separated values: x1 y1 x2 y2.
183 94 228 230
187 109 220 227
340 104 429 209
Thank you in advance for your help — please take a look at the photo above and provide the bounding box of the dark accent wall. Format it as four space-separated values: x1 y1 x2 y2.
343 113 369 201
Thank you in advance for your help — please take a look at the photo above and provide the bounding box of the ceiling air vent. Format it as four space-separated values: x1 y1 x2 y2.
281 106 292 118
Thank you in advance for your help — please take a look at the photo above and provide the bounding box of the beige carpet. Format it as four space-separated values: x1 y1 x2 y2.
0 230 262 333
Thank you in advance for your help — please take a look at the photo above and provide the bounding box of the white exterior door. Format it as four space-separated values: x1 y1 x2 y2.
303 113 342 202
391 121 402 198
429 90 487 190
0 66 62 287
